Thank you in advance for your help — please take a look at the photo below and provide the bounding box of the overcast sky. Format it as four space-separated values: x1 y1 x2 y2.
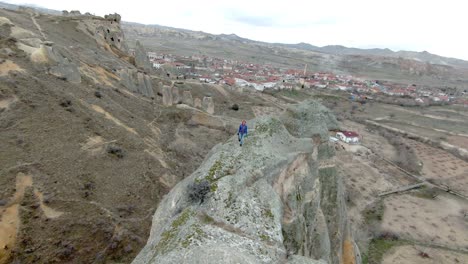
5 0 468 60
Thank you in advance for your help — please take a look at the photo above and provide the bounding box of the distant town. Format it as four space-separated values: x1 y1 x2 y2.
132 49 468 106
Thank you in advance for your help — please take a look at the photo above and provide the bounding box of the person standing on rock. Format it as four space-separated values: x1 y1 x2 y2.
238 120 248 146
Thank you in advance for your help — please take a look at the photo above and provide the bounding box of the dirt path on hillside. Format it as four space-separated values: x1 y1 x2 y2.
29 13 46 39
0 173 65 263
0 173 32 263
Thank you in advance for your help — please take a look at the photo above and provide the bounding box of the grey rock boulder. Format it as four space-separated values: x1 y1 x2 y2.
49 61 81 83
162 85 173 106
182 91 194 106
104 13 121 23
118 69 154 97
172 86 180 104
134 40 151 71
202 96 214 114
194 98 202 108
281 100 339 141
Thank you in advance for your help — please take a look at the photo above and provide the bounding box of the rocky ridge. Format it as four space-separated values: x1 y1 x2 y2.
133 101 357 264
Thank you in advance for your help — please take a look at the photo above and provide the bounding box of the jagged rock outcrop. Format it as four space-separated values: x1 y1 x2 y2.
162 85 173 106
13 30 82 83
104 13 121 23
133 101 356 264
172 86 180 104
135 40 151 71
70 10 81 16
280 100 339 141
182 91 194 106
194 98 202 108
75 12 128 52
118 69 154 97
48 59 81 83
202 96 214 114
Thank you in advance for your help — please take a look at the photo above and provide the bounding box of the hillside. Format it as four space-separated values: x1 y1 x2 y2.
122 22 468 88
0 7 270 263
2 4 468 264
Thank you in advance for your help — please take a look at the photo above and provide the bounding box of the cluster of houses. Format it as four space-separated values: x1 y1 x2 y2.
145 51 468 107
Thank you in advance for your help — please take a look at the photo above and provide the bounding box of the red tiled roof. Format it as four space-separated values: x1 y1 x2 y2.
342 131 359 137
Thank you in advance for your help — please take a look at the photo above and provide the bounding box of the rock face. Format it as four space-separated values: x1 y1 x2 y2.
2 15 82 83
162 85 173 106
280 100 339 141
49 59 81 83
119 69 154 97
80 13 128 52
202 96 214 114
104 13 121 23
132 101 356 264
182 91 194 106
194 98 202 108
172 86 180 104
134 40 151 71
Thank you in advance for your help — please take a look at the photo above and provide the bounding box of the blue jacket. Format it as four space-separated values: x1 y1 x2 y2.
238 124 248 135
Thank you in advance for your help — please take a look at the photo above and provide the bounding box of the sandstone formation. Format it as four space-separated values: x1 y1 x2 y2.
133 101 356 264
11 25 82 83
182 91 194 106
118 69 154 97
202 96 214 114
104 13 121 23
162 85 173 106
172 86 180 104
135 40 151 71
194 98 202 108
280 100 339 141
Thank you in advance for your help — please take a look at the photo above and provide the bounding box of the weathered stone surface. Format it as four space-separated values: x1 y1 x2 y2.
80 13 127 52
132 101 356 264
0 48 15 56
49 61 81 83
194 98 202 108
182 91 193 106
119 68 137 92
202 96 214 114
281 100 339 141
134 40 151 71
118 69 154 97
187 112 225 131
144 75 154 98
104 13 121 23
33 45 82 83
162 85 173 106
172 86 180 104
69 10 81 16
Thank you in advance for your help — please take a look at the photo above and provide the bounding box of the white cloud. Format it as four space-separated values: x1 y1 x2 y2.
5 0 468 60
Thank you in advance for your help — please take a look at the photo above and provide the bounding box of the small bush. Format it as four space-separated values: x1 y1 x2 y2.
188 180 210 204
106 145 125 158
377 231 399 241
94 91 102 98
59 99 72 107
231 104 239 111
418 251 430 258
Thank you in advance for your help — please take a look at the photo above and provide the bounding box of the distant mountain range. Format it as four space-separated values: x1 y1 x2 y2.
278 43 468 69
122 21 468 70
0 1 61 15
2 1 467 87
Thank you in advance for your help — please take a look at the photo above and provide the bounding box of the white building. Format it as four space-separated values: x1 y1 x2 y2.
336 131 360 144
